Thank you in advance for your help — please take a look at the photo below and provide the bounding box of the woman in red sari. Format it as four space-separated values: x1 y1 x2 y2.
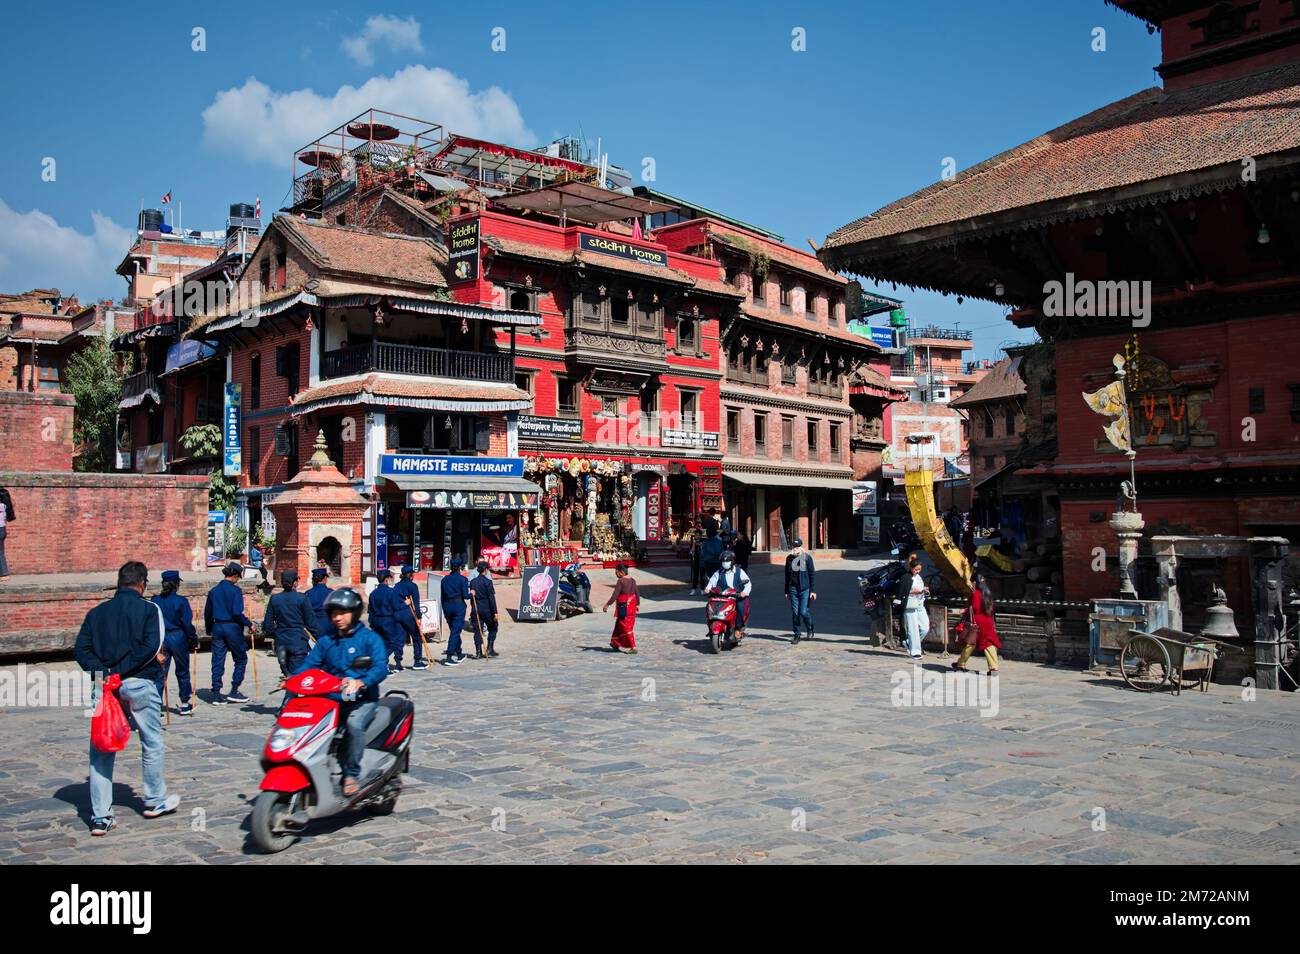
953 573 1000 674
603 563 640 654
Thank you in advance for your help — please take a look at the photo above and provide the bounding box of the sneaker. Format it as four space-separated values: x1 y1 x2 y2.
487 649 499 658
412 661 429 671
792 634 802 645
90 817 116 837
178 702 194 715
143 794 180 818
689 589 698 596
209 693 229 706
226 690 250 704
443 657 461 667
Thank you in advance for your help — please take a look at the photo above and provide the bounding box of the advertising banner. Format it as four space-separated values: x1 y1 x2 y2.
517 565 561 621
223 382 242 476
381 454 524 478
448 218 480 284
518 415 583 442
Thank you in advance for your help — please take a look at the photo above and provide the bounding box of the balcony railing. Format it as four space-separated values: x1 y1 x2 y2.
321 342 514 382
122 371 159 400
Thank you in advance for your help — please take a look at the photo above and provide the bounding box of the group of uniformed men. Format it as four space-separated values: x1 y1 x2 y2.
149 558 503 708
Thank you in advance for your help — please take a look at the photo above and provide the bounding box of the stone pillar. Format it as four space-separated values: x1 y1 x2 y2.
1110 510 1144 599
268 431 370 585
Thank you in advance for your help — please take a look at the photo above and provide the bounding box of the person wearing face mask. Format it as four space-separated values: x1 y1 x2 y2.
784 538 817 644
705 550 752 639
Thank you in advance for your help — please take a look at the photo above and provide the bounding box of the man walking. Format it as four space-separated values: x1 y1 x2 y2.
75 561 180 835
393 565 427 670
204 561 253 705
368 569 403 673
262 569 320 679
0 484 13 582
440 557 470 666
784 538 817 644
152 569 197 715
306 566 333 634
468 560 499 659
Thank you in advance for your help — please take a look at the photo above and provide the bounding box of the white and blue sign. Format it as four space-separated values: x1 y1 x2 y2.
165 338 218 374
223 382 242 476
380 454 524 479
870 327 895 349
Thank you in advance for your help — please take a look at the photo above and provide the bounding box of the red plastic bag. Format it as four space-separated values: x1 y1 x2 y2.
91 673 131 753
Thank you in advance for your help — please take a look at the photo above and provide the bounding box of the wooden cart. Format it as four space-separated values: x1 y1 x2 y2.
1117 627 1221 694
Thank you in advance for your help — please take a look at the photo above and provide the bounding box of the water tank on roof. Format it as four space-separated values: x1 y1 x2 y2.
139 209 164 233
230 202 256 220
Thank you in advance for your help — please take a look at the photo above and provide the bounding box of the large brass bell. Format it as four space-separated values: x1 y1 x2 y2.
1201 583 1240 640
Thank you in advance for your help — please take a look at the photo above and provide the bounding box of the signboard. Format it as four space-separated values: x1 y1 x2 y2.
869 327 895 349
207 510 227 565
407 490 538 510
862 515 881 544
223 382 242 476
578 232 668 268
646 476 662 541
518 415 583 442
375 503 388 574
165 338 218 374
480 512 520 571
852 481 878 515
419 575 442 635
447 218 480 284
137 442 168 474
662 429 720 450
517 565 561 622
323 175 356 207
380 454 524 478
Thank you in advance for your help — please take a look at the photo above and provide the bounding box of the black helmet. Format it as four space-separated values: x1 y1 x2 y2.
721 550 736 564
322 587 364 635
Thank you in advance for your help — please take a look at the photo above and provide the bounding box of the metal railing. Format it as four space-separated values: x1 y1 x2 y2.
321 342 514 382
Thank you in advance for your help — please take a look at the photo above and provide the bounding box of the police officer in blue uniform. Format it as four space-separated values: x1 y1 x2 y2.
440 557 470 666
306 567 333 634
262 568 320 679
152 569 198 715
393 564 427 670
368 569 404 674
204 561 253 705
468 560 500 659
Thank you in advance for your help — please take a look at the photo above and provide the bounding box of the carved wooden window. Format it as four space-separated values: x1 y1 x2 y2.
679 388 700 432
557 376 580 417
754 413 767 451
1190 1 1258 47
610 296 631 328
726 408 740 452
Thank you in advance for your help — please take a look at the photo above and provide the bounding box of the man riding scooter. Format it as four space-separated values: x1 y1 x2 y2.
705 550 752 640
294 588 388 797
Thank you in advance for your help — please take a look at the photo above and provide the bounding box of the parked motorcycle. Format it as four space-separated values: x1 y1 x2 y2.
250 662 413 853
858 555 908 650
705 588 742 654
557 561 593 618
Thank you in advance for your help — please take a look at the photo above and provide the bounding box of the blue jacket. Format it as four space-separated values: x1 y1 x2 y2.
469 573 497 618
152 591 197 643
306 582 333 632
75 588 165 682
368 583 398 628
263 589 320 646
296 623 388 701
785 552 817 593
440 571 470 615
393 578 422 636
204 579 251 636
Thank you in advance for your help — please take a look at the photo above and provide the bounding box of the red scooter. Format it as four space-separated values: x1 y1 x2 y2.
250 663 413 853
706 588 743 654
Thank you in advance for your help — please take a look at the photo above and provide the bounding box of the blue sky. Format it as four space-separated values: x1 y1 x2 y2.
0 0 1159 360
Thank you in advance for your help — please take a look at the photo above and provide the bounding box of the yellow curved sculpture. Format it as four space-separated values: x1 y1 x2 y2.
903 464 973 597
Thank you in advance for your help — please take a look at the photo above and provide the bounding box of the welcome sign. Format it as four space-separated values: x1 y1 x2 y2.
578 233 668 268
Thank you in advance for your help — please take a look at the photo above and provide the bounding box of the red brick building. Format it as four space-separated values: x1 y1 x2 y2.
821 0 1300 623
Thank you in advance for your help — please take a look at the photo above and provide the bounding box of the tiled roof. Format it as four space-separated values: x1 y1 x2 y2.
277 217 447 286
849 364 905 394
707 223 848 285
368 189 445 234
291 373 530 408
740 304 882 350
949 356 1026 408
824 61 1300 250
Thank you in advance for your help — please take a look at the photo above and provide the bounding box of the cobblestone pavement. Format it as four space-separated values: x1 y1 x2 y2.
2 557 1298 864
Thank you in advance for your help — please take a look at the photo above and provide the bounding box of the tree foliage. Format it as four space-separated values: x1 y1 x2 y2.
63 338 124 472
180 423 237 513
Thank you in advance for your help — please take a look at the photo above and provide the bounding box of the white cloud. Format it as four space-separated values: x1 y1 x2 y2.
341 15 423 67
201 65 533 165
0 200 131 302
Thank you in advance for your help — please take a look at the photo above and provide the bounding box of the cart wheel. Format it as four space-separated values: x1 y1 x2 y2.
1120 634 1171 692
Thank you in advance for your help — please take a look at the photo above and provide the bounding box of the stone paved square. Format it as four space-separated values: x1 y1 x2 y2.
1 559 1297 864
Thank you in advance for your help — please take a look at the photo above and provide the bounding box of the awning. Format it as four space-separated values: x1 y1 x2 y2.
723 470 855 491
493 180 674 225
382 475 542 495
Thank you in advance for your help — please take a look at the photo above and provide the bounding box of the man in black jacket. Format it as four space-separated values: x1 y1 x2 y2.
262 569 320 679
784 539 817 644
0 484 13 580
75 561 180 835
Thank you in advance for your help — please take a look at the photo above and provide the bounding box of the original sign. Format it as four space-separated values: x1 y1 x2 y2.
578 232 668 268
517 565 561 622
518 415 583 442
448 218 480 284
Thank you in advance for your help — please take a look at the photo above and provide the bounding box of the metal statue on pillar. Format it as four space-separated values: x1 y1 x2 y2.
1083 353 1143 598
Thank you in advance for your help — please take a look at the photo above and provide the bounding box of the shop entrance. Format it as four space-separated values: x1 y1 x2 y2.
667 471 697 541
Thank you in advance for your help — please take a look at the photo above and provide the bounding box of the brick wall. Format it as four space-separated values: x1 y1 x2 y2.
0 390 75 473
0 472 209 575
